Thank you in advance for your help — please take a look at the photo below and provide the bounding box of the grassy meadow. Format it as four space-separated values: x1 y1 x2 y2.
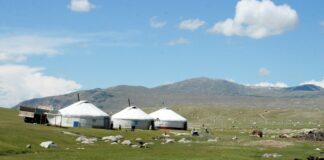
0 106 323 160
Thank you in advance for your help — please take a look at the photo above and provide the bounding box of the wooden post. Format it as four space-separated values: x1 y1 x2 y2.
60 115 62 127
128 98 131 106
34 107 36 123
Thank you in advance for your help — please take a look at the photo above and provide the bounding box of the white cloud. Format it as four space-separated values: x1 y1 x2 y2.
167 37 190 46
226 79 236 83
0 64 81 107
300 78 324 88
84 30 142 47
320 20 324 27
208 0 298 39
259 67 270 76
161 81 174 85
179 19 205 31
0 35 82 63
68 0 95 12
247 82 288 88
150 17 167 28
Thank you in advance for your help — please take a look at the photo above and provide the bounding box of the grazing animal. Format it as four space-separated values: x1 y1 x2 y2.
251 130 263 138
191 128 199 136
205 128 209 134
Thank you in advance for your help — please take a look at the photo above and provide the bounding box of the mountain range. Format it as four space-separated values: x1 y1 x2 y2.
15 77 324 112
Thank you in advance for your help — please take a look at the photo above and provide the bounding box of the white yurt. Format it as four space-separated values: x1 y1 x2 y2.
47 100 110 128
111 106 154 130
149 107 187 130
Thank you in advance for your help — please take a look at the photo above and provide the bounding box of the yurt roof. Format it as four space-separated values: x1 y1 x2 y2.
112 106 153 120
149 107 187 121
59 100 109 117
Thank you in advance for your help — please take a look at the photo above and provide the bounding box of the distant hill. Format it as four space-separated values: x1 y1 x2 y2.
286 84 323 92
153 78 250 96
14 77 324 112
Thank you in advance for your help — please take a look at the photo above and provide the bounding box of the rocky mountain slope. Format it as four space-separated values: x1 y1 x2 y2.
15 77 324 112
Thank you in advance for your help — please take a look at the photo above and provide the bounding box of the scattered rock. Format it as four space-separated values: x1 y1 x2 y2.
179 133 190 136
121 140 132 145
131 144 140 148
207 138 219 142
61 131 79 137
151 137 160 141
162 134 170 138
76 136 88 142
76 136 97 144
102 135 123 142
81 140 93 144
115 135 123 139
164 138 175 144
232 136 238 140
102 135 114 140
271 135 276 139
40 141 57 149
26 144 32 149
143 142 154 147
81 139 95 144
144 142 154 145
277 129 324 141
315 148 321 151
89 137 98 141
85 137 97 144
102 136 118 142
76 147 85 150
135 138 143 142
279 133 292 138
178 138 191 143
171 132 190 136
262 153 282 158
110 142 118 145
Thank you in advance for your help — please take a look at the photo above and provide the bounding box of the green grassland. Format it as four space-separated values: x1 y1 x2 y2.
0 107 323 160
168 106 324 129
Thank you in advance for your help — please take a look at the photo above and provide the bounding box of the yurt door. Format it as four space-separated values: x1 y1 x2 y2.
73 121 80 127
104 118 110 129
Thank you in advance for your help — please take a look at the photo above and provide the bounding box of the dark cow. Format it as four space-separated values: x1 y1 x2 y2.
251 130 263 138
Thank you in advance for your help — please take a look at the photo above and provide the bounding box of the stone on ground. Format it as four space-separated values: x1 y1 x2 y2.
40 141 57 149
121 140 132 145
178 138 191 143
262 153 282 158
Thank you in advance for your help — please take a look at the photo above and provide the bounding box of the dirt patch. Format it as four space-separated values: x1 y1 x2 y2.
244 140 293 148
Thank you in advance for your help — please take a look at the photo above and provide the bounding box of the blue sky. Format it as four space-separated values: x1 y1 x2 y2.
0 0 324 106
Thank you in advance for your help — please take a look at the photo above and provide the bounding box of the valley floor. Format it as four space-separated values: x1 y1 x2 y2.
0 107 323 160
